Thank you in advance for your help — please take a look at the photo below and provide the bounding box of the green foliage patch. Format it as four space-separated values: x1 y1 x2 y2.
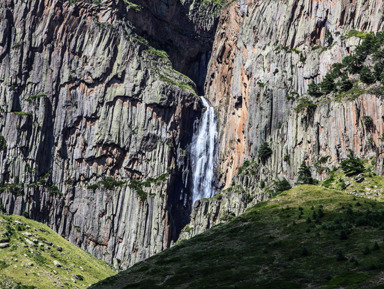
0 215 115 288
308 32 384 100
341 150 366 176
258 142 272 165
90 184 384 288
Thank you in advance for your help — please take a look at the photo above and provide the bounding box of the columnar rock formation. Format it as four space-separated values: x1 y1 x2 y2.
181 0 384 239
0 0 220 269
2 0 384 269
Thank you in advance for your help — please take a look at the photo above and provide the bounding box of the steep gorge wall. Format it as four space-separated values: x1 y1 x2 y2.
125 0 221 93
0 0 218 269
2 0 384 268
181 0 384 239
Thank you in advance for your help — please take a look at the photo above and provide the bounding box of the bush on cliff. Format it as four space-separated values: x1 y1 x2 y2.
258 142 272 165
297 162 316 185
340 150 365 176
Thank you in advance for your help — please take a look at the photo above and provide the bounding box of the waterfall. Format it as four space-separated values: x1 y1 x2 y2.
191 97 218 204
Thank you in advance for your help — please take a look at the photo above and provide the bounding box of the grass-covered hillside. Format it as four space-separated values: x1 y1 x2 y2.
0 215 115 289
91 177 384 288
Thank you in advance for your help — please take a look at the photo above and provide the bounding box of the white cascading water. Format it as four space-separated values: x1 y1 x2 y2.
191 97 218 204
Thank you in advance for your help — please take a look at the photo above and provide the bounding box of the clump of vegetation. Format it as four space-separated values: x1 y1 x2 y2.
38 171 51 185
359 66 376 84
258 142 272 165
308 32 384 99
25 94 47 102
238 160 251 174
295 98 317 112
47 185 62 195
90 185 384 289
128 173 168 202
297 162 317 185
159 73 197 96
148 47 169 59
362 116 374 131
0 215 115 288
128 180 147 201
88 177 126 191
122 0 143 11
307 81 322 97
0 183 24 195
340 150 365 176
100 177 125 190
13 111 32 117
201 0 227 16
343 30 371 40
237 160 257 175
274 178 292 194
0 135 7 152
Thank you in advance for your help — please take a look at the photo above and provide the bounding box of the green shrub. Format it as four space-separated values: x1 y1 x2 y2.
340 150 365 176
307 81 322 97
295 98 317 113
258 142 272 165
342 55 362 74
87 184 99 190
297 162 316 185
22 211 30 219
100 177 125 190
374 63 384 80
339 179 347 190
360 66 376 84
0 135 6 152
319 73 336 94
362 116 374 130
238 160 252 174
14 111 32 117
274 178 292 194
25 94 47 102
339 77 353 92
48 185 61 195
129 180 147 201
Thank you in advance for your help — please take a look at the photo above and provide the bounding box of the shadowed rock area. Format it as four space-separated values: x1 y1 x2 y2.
0 0 220 269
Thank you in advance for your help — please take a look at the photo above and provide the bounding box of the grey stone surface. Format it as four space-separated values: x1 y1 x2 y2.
0 0 213 269
182 0 384 239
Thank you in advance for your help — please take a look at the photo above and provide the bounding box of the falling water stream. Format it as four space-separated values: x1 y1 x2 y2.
191 97 218 204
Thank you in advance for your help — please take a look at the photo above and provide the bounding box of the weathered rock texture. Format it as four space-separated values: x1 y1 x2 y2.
182 0 384 238
0 0 220 269
126 0 221 93
2 0 384 268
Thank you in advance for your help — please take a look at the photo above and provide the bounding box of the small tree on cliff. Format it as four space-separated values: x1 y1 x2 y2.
258 142 272 165
308 81 322 97
297 162 316 185
274 178 292 194
340 150 365 176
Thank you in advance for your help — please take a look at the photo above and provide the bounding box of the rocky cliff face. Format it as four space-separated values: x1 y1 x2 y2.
2 0 384 269
0 0 219 269
182 0 384 239
125 0 221 93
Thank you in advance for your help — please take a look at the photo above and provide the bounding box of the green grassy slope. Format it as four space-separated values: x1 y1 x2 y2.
91 181 384 289
0 215 116 289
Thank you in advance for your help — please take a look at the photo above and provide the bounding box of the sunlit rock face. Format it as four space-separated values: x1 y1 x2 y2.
0 0 221 269
181 0 384 240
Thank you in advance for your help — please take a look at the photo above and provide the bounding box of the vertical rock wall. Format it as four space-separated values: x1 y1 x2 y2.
0 0 218 269
181 0 384 239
